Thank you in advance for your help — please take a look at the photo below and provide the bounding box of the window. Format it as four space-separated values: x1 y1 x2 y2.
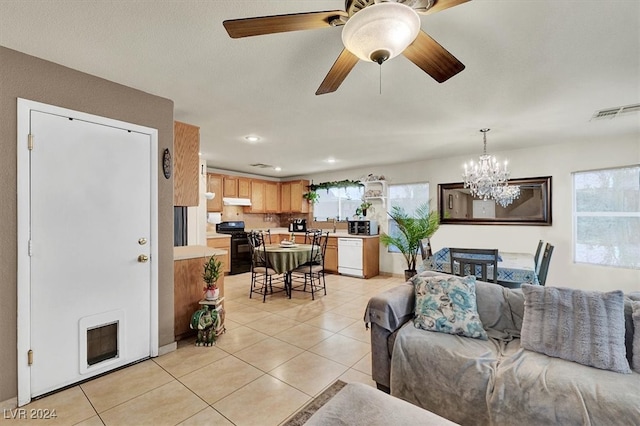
314 186 364 221
387 182 430 253
573 165 640 269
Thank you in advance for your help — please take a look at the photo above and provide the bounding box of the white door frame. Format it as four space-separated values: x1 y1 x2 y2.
16 98 159 406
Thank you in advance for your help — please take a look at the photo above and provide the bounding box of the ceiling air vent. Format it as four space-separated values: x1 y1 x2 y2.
591 103 640 121
250 163 274 169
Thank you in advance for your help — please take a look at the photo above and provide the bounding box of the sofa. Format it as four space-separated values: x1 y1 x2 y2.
365 271 640 425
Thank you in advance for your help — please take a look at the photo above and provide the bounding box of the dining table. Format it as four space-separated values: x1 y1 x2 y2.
419 247 539 286
263 243 314 297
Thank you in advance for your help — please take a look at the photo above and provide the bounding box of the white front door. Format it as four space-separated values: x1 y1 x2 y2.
17 100 158 403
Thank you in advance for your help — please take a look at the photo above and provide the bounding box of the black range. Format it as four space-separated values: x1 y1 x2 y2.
215 221 251 275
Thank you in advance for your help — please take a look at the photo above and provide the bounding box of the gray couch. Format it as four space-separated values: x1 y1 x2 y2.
365 271 640 425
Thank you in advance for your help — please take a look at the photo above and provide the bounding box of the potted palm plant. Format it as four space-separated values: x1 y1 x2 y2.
380 203 440 281
202 255 223 300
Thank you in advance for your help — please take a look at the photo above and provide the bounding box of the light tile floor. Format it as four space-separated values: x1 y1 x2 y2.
3 273 404 426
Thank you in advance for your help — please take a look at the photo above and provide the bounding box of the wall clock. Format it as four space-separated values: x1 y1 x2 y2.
163 148 171 179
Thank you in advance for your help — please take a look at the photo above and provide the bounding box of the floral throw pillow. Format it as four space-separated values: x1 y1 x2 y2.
411 274 487 340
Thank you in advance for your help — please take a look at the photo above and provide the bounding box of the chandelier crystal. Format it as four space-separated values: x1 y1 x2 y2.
492 184 521 208
462 129 520 207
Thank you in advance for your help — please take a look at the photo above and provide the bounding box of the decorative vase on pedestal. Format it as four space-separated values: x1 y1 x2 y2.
205 287 219 301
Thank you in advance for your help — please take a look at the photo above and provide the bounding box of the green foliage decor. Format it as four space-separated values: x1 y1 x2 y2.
380 203 440 274
307 179 364 192
302 191 320 204
202 255 223 289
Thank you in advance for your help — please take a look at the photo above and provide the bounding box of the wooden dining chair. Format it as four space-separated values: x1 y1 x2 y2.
449 248 499 283
292 231 328 300
247 231 283 302
537 243 554 286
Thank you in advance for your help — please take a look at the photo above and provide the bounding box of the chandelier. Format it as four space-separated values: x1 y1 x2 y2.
462 129 520 207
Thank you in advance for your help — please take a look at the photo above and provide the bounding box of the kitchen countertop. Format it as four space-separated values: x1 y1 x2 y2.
247 228 380 239
174 245 227 261
206 232 232 239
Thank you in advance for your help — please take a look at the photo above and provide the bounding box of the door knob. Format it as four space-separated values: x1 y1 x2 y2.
138 254 149 263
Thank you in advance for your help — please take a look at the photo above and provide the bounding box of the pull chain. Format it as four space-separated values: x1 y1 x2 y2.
379 64 382 95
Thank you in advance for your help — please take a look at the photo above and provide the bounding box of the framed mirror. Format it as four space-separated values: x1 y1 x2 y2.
438 176 552 225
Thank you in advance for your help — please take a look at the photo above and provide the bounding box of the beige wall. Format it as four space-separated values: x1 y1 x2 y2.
0 47 175 402
304 136 640 292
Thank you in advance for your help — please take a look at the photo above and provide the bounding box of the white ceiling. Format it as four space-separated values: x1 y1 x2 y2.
1 0 638 178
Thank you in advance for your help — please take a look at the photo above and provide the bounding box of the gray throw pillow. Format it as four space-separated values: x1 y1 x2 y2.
632 301 640 373
411 274 487 340
521 285 631 374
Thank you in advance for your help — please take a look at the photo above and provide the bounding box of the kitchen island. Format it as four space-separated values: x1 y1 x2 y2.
173 245 227 340
205 233 231 273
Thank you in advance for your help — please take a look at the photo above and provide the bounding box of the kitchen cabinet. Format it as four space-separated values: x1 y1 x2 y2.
238 178 251 198
223 176 251 199
325 236 338 273
280 182 292 212
293 180 310 214
362 237 380 278
174 253 225 340
207 173 223 212
244 179 278 213
206 237 231 273
173 121 199 206
280 180 310 213
246 180 265 213
223 176 238 197
265 181 280 212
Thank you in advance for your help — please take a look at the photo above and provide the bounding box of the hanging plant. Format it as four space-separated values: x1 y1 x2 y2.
308 179 364 192
303 191 320 204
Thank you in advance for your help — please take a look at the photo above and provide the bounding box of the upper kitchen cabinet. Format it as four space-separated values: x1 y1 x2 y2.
292 180 310 213
280 180 310 213
207 173 223 212
173 121 199 206
238 178 251 198
223 176 251 199
281 182 292 212
265 181 280 213
244 179 279 213
223 176 238 197
246 180 265 213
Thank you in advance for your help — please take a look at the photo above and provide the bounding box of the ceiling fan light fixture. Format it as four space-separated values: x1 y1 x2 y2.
341 2 420 63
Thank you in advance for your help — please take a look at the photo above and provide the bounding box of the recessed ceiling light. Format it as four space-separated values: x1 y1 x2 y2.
327 158 336 163
245 135 260 142
274 166 282 172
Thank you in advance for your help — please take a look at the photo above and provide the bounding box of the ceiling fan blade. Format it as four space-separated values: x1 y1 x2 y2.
223 10 348 38
421 0 471 15
316 49 359 95
403 31 465 83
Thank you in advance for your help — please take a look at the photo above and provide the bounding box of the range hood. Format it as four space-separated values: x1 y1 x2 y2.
223 197 252 206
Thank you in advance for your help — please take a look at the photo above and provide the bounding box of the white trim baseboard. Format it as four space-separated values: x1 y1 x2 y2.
158 342 177 356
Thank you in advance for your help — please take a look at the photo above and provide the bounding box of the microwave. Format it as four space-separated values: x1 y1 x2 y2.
347 220 379 236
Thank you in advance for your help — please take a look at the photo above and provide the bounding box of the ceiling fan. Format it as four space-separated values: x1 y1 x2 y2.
223 0 470 95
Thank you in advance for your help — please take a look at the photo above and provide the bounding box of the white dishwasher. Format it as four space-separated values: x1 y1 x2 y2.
338 238 363 277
